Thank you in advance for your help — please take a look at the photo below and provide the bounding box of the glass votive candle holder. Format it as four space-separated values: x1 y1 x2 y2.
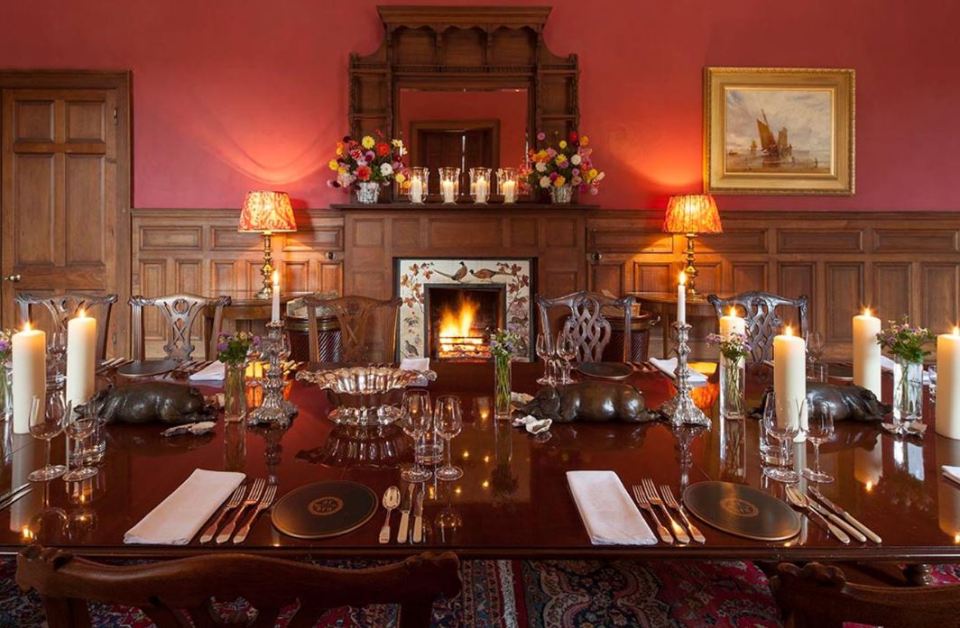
469 167 492 204
408 167 428 204
496 167 520 204
438 167 460 204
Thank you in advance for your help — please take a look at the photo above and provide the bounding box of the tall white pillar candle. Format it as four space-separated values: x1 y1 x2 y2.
502 180 516 204
410 177 423 204
677 272 687 326
66 309 96 407
271 271 281 324
719 308 746 337
12 323 45 434
853 308 882 397
937 327 960 439
773 326 807 432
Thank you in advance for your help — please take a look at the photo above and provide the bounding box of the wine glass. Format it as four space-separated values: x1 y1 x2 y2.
400 390 433 483
434 395 463 481
805 331 826 381
803 406 835 483
28 392 68 482
47 330 67 384
63 405 100 483
556 331 577 384
536 332 555 385
761 394 800 483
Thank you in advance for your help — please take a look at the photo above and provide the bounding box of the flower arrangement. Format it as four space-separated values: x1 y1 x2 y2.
527 130 604 195
0 329 12 364
877 318 935 363
707 332 751 362
217 331 260 366
328 131 407 190
490 328 523 420
490 329 523 361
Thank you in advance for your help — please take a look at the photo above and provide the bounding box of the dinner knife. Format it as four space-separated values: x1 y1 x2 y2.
397 484 414 543
0 486 33 512
809 487 882 544
0 483 29 505
412 490 424 543
806 498 862 543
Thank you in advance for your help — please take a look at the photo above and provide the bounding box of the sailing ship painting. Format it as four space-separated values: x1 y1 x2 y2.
723 88 832 175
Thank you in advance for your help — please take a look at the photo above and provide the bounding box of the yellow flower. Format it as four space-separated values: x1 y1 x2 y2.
361 136 375 149
579 135 589 146
555 154 567 166
554 176 566 187
587 168 598 182
328 159 340 171
536 150 549 161
395 172 406 184
338 166 347 175
559 140 567 149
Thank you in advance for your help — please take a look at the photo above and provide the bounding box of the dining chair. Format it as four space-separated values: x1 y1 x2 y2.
15 293 118 362
302 295 401 364
536 291 635 362
129 294 231 361
706 291 809 363
771 561 960 627
17 545 461 628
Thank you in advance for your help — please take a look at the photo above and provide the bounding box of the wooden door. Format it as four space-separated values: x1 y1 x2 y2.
1 87 121 346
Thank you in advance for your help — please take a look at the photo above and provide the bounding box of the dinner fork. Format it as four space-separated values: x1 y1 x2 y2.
659 484 705 544
216 478 265 544
641 478 690 544
232 483 277 544
631 485 673 544
199 485 246 544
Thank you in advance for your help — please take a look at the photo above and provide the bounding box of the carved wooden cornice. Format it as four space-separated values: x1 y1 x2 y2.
377 6 552 32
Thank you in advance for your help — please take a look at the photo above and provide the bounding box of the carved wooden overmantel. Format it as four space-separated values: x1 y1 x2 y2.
348 6 579 144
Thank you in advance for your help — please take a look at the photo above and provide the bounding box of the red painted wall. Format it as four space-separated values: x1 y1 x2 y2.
3 0 958 211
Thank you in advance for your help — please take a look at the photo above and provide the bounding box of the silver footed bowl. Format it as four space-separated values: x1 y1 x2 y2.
296 366 437 426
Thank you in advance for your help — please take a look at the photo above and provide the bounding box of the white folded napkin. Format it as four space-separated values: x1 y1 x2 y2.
943 466 960 486
566 471 656 545
188 360 225 382
881 356 896 372
649 357 708 385
124 469 245 545
882 355 935 385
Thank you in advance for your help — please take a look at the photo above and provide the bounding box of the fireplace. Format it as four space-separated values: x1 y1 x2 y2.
396 257 535 361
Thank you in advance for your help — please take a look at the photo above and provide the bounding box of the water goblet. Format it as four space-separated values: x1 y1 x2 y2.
803 407 835 483
536 332 555 385
47 330 68 384
761 395 800 483
63 406 100 483
556 332 577 384
805 330 826 381
434 395 463 481
400 390 433 483
28 392 68 482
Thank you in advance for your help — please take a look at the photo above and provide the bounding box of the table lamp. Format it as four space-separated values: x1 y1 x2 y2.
238 191 297 299
662 194 722 294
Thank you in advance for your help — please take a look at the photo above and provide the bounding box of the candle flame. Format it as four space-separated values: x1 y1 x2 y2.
678 272 687 286
863 307 872 316
77 308 87 319
865 481 874 493
785 325 794 337
272 270 279 286
727 307 737 317
22 321 31 332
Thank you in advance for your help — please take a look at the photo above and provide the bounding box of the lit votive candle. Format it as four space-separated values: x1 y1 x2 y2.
719 307 745 338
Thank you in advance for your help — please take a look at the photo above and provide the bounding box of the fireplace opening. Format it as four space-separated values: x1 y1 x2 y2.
425 285 505 361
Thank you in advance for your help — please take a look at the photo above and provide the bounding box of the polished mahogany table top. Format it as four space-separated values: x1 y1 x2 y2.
1 362 958 562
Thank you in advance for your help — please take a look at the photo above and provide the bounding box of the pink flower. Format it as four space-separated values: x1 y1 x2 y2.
536 131 546 141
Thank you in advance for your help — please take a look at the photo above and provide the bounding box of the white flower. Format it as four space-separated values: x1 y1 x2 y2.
535 161 547 173
539 176 551 188
571 154 582 166
379 163 394 177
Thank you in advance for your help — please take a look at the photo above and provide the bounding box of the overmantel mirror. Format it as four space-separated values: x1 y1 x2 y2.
348 6 579 200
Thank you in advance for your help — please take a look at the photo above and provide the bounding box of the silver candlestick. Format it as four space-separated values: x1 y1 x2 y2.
659 321 711 428
247 321 297 428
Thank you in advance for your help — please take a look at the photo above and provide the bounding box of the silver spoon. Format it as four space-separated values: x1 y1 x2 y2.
378 486 401 544
784 486 850 544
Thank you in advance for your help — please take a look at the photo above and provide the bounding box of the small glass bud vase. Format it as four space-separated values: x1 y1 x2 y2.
893 356 924 427
550 183 573 204
496 167 520 204
469 167 491 204
223 362 248 423
494 354 513 421
438 167 460 204
719 355 746 419
354 181 380 204
0 362 11 422
407 167 428 204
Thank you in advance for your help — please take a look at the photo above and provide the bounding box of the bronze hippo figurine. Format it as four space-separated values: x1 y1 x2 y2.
82 382 215 425
520 382 656 423
756 383 890 422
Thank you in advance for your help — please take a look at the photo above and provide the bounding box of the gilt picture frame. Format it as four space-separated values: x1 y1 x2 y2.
704 67 855 195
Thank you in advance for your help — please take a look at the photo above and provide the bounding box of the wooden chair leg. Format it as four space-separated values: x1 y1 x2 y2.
904 563 935 586
42 597 92 628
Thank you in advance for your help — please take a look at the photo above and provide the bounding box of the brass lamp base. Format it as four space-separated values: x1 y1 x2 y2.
255 231 274 299
682 233 700 294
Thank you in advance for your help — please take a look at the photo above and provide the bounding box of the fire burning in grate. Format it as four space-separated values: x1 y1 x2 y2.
436 297 491 360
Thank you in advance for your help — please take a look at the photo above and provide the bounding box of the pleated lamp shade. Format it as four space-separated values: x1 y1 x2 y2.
238 191 297 233
662 194 723 235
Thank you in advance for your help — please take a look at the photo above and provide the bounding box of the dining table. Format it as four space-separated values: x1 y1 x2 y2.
0 360 958 580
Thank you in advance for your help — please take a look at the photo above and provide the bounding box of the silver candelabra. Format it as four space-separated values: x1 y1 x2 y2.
659 321 711 428
247 321 297 428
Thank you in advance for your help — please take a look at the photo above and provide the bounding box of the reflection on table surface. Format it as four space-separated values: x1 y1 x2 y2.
0 362 959 560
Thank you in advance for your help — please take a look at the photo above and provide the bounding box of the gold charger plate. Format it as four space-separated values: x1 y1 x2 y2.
683 481 800 542
116 359 179 378
577 362 633 380
271 481 378 540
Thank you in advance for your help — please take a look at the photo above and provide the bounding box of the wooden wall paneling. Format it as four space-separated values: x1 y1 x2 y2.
921 264 958 333
824 263 864 343
730 262 768 294
873 263 912 321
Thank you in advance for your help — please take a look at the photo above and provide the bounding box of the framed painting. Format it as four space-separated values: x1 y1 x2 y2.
704 67 855 195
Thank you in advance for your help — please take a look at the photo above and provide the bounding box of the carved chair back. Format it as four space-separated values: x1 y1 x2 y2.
771 562 960 627
303 295 401 363
17 546 461 628
536 291 634 362
130 294 231 361
707 291 809 363
15 293 117 362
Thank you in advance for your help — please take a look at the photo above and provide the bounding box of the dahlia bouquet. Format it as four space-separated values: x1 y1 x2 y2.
527 130 604 195
328 131 407 190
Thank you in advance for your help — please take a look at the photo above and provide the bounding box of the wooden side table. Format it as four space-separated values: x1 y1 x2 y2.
628 291 721 359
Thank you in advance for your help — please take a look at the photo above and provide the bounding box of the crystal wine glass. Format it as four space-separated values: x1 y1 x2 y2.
536 332 555 386
803 406 835 483
47 330 68 385
761 394 800 483
400 389 433 483
29 392 68 482
434 395 463 481
63 405 100 483
805 331 826 381
556 331 577 384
